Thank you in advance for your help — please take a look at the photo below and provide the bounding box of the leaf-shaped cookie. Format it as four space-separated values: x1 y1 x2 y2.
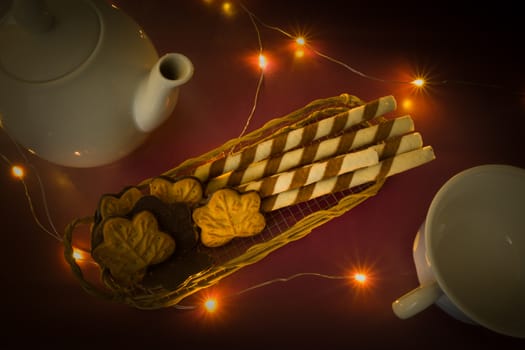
92 211 176 286
149 177 203 206
192 188 266 247
98 186 143 220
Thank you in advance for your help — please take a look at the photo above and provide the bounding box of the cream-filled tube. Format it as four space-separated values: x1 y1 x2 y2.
261 146 436 212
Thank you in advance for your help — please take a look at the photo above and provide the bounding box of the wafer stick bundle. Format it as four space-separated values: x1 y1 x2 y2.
204 115 415 193
195 94 435 212
261 146 435 212
192 95 397 182
237 132 424 197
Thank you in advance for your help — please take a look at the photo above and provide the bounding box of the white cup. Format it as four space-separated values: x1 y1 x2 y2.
392 164 525 338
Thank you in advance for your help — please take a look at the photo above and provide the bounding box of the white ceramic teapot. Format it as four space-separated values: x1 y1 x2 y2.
0 0 194 167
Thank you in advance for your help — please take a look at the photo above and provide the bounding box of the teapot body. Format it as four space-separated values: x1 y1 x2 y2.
0 0 163 167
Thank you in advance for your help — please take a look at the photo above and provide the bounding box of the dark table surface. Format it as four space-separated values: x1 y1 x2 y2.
1 0 524 348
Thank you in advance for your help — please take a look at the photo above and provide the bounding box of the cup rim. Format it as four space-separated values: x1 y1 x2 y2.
425 163 525 338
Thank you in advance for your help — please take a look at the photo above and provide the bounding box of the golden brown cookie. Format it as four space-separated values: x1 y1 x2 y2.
149 176 203 206
192 188 266 248
98 186 143 220
92 211 176 286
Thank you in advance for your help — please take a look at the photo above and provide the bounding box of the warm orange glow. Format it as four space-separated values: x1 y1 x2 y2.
72 248 88 261
412 78 425 87
290 33 311 59
11 165 24 179
221 1 234 17
204 298 218 313
295 36 306 46
346 258 377 291
258 54 268 70
71 248 95 264
74 151 81 156
353 273 367 284
294 49 305 58
245 52 274 73
402 98 413 110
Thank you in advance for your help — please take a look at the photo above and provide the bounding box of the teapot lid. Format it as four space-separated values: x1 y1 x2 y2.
0 0 100 82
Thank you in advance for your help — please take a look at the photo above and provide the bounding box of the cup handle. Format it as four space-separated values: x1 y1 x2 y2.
392 280 442 319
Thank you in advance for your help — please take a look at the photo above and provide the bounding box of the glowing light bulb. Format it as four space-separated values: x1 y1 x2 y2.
204 298 218 313
11 165 25 179
70 247 95 264
292 35 308 59
353 273 367 284
295 36 306 46
258 54 268 70
72 248 87 260
412 78 425 87
221 1 234 17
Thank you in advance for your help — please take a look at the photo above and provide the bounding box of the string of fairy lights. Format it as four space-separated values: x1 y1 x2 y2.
175 272 368 312
230 0 425 142
0 122 62 241
0 0 522 313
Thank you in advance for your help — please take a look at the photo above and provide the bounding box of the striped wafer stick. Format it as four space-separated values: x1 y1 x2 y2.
192 95 397 182
238 148 379 196
260 146 435 212
205 115 413 194
371 132 423 160
237 132 423 197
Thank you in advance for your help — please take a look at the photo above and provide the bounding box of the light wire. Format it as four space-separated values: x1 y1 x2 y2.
173 271 351 310
229 2 265 155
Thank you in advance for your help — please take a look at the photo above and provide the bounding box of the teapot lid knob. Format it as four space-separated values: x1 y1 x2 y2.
0 0 100 82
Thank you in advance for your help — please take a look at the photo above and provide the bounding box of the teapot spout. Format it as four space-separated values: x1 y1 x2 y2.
133 53 193 133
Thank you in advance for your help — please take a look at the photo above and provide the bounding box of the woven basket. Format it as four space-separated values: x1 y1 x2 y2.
63 93 385 309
